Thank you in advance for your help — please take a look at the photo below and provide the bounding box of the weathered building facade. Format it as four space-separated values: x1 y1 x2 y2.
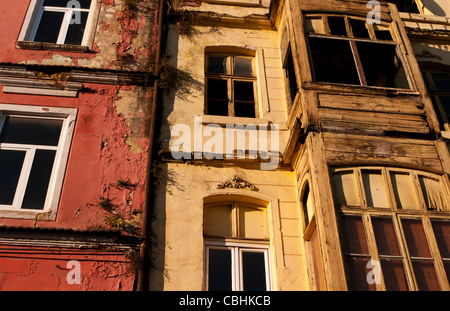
0 0 161 290
150 0 450 291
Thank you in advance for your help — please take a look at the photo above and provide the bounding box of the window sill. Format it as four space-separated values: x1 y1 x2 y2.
302 81 420 97
202 114 270 126
16 41 92 53
0 209 55 220
203 0 266 7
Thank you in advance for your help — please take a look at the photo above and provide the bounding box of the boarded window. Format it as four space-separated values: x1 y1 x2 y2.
390 172 420 210
204 202 268 240
333 171 360 206
205 205 233 237
238 206 268 240
419 177 446 211
362 170 389 208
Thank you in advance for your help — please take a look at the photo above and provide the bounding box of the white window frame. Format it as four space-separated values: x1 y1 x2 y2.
18 0 99 47
0 104 77 220
204 241 271 291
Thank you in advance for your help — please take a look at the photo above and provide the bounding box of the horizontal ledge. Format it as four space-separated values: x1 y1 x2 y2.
16 41 92 53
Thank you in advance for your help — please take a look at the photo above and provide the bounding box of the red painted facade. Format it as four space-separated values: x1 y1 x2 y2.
0 0 161 290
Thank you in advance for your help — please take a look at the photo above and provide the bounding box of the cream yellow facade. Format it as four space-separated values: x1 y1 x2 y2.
150 0 450 291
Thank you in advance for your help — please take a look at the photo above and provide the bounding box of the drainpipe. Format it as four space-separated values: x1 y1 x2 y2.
137 0 164 291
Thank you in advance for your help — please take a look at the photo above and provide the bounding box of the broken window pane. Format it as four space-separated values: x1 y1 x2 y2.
304 17 325 34
207 79 228 116
34 11 65 43
21 150 56 210
233 57 253 76
0 116 63 146
431 73 450 92
388 0 420 13
350 19 370 39
64 11 89 45
439 96 450 119
390 172 420 210
207 56 229 74
374 24 393 41
362 170 389 208
419 176 446 211
0 150 25 205
333 171 360 206
328 16 347 36
309 37 360 85
356 41 410 89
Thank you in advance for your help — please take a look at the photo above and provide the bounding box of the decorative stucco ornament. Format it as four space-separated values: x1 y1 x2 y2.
216 176 258 191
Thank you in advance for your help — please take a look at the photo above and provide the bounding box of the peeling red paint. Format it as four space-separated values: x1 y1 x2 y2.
0 0 160 290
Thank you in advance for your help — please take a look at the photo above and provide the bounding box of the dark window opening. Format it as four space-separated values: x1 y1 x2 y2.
242 252 267 291
283 44 298 111
234 81 255 118
356 41 409 88
308 37 360 85
206 54 257 118
207 79 228 116
388 0 420 13
208 249 232 291
350 19 370 39
34 11 65 43
0 150 25 205
302 183 311 228
328 16 347 36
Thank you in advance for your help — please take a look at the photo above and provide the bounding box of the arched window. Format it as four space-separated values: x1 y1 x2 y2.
332 167 450 291
204 200 271 291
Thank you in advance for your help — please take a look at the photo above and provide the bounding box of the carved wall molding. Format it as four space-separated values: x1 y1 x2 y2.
216 175 258 191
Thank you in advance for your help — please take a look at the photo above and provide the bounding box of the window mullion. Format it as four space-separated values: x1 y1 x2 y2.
234 246 240 291
57 10 72 44
423 217 450 290
349 40 367 86
228 78 234 117
364 215 386 291
12 148 36 210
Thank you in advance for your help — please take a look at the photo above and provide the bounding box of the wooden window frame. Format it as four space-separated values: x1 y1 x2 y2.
304 14 413 91
422 70 450 132
332 166 450 212
0 104 77 220
333 166 450 290
205 53 258 118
